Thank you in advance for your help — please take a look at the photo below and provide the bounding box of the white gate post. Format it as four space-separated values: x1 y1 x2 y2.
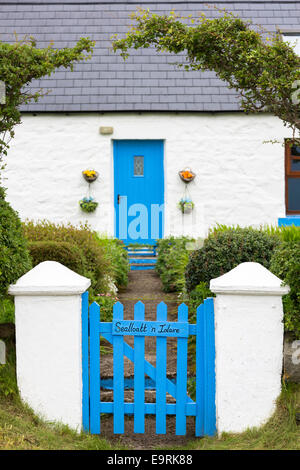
9 261 91 431
210 262 289 435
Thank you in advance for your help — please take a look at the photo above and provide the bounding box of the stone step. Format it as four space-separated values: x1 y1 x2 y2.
127 251 156 257
130 265 156 271
130 258 157 264
129 256 157 270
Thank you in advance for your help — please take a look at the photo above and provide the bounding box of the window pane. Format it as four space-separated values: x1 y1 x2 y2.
134 156 144 176
291 145 300 156
291 159 300 171
288 177 300 211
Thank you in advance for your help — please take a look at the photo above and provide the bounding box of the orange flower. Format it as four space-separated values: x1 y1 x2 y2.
181 171 193 179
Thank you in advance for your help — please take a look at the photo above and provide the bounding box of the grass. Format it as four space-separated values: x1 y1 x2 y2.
0 398 125 450
159 383 300 451
0 343 126 450
0 383 298 451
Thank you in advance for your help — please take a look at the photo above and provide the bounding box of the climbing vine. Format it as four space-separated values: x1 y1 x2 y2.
0 36 95 170
113 9 300 140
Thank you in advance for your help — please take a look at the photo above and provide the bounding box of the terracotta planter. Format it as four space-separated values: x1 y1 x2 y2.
178 169 196 183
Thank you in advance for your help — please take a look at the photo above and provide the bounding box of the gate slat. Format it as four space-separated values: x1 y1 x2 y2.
100 402 197 415
134 301 145 433
113 302 125 434
90 301 100 434
87 298 213 438
204 298 216 436
156 302 167 434
175 303 188 436
102 332 194 403
81 291 89 432
195 302 205 436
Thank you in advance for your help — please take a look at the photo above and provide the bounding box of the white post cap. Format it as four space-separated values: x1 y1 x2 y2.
8 261 91 296
210 262 290 296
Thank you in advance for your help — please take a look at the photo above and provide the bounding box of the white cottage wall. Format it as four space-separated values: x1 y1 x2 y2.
5 112 289 238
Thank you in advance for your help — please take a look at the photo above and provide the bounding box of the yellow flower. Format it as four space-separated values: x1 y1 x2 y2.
83 170 96 177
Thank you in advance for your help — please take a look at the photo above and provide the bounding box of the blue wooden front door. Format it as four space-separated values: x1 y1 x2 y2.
114 140 164 245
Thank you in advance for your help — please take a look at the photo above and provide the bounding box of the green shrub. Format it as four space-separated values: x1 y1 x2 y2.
0 187 32 297
0 297 15 323
0 346 18 398
23 220 111 295
28 240 86 275
270 242 300 338
94 234 129 289
185 227 279 292
95 292 119 323
264 224 300 244
184 282 213 323
156 236 195 292
181 282 213 373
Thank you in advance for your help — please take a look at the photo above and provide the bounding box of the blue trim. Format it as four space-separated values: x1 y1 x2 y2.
203 298 217 436
134 301 145 433
81 291 89 432
113 302 125 434
278 217 300 227
90 302 101 434
156 302 168 434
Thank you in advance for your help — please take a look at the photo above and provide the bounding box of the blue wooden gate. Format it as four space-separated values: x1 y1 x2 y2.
82 292 216 436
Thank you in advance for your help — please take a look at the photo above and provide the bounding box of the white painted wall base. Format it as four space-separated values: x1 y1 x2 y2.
5 112 289 238
210 262 289 434
9 262 90 431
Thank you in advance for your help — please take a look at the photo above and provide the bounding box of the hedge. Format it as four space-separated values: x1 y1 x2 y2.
28 240 86 275
270 242 300 338
185 227 279 292
156 236 195 292
0 187 32 296
94 234 129 290
23 220 111 295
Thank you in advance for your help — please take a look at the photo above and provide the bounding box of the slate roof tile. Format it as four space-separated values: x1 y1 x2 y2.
0 1 299 112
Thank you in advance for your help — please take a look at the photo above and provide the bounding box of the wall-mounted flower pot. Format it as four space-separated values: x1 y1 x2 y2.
79 197 98 213
179 168 196 183
82 170 99 183
178 200 194 214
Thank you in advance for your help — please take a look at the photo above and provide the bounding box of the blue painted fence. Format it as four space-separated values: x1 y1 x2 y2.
82 292 216 437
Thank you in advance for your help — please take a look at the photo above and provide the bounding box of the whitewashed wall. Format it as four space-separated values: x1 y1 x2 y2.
210 262 289 434
9 261 91 430
4 112 289 238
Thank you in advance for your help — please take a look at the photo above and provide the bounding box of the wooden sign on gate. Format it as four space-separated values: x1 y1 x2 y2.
112 320 189 337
